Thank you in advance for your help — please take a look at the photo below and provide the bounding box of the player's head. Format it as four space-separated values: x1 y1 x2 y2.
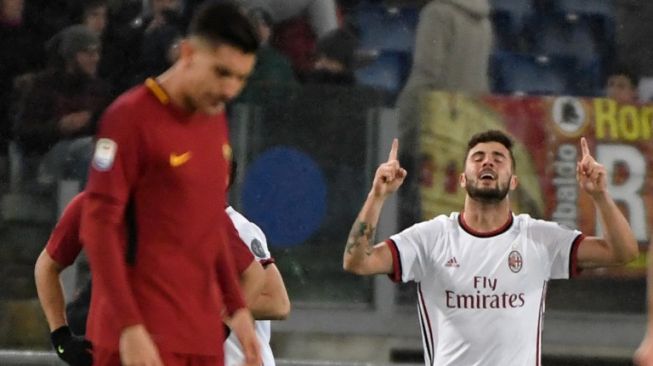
177 1 259 115
606 64 638 104
461 130 518 203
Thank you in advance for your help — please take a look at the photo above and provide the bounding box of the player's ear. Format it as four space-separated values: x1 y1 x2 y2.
178 39 194 66
459 172 466 188
509 175 518 190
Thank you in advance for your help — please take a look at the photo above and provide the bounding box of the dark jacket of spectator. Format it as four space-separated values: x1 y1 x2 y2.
14 25 112 156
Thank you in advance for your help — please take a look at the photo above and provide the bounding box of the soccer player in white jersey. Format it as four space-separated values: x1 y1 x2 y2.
224 206 290 366
343 130 638 366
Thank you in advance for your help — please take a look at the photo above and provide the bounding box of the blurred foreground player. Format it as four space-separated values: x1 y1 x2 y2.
80 2 262 365
35 192 264 366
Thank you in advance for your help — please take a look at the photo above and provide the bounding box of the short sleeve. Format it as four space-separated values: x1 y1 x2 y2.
45 193 86 267
388 218 445 283
225 215 255 275
529 220 584 279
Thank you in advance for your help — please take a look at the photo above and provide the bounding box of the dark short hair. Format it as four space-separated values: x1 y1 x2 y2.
189 1 260 54
465 130 516 169
607 63 639 87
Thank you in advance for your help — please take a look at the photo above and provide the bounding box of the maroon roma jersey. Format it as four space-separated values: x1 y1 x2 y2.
46 192 86 266
81 79 248 355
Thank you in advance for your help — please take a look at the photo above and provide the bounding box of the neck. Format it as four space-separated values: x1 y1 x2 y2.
156 67 194 112
462 196 511 232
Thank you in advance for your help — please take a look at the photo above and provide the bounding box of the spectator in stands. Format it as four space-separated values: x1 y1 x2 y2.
605 64 639 104
134 0 184 84
0 0 45 154
237 0 340 76
395 0 492 228
99 0 183 92
76 0 108 36
13 25 112 185
305 28 359 85
237 7 297 102
616 1 653 102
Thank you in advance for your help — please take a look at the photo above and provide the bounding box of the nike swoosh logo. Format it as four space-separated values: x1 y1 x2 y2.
57 345 64 354
170 151 192 167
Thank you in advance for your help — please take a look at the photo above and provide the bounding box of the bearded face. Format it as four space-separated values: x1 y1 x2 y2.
464 170 512 203
462 142 515 204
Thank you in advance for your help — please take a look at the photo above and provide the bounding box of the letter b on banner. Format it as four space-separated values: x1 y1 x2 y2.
596 145 647 241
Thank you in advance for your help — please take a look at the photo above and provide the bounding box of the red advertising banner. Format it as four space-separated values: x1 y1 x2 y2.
419 92 652 276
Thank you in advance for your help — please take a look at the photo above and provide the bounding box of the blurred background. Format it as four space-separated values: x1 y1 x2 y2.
0 0 650 365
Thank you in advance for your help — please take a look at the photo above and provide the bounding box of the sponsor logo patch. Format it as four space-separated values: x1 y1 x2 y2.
92 138 117 171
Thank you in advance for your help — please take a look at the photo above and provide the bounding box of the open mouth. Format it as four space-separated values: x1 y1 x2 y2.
479 170 496 181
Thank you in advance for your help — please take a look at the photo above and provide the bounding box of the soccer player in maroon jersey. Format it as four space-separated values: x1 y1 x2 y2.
79 2 262 365
35 192 264 366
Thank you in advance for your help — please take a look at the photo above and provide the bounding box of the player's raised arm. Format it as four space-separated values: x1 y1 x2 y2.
574 137 638 268
343 139 407 275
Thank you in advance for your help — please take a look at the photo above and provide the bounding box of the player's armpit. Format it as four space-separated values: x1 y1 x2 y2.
343 241 394 276
576 236 638 269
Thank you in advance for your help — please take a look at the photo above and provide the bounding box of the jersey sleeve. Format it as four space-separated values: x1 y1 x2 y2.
45 192 86 267
80 99 144 330
387 218 444 283
225 217 255 275
216 210 247 316
529 219 584 279
248 223 273 265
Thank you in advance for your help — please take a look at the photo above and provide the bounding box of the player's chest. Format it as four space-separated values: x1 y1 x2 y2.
430 236 546 292
142 120 231 188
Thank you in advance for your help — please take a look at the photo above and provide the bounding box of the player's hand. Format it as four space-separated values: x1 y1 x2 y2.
119 324 164 366
371 138 407 199
635 334 653 365
50 325 93 366
576 137 607 198
229 308 261 366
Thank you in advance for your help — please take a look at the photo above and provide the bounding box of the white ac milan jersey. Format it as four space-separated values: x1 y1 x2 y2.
224 206 275 366
387 212 583 366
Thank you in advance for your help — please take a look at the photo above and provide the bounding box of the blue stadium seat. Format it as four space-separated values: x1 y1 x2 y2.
490 0 533 26
490 52 573 95
355 51 411 94
491 10 521 51
554 0 614 18
355 4 418 52
529 16 599 65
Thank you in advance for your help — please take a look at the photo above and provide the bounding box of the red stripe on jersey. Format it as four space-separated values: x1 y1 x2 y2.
569 234 586 278
385 239 402 283
418 284 435 364
260 258 275 267
535 281 548 366
458 212 514 237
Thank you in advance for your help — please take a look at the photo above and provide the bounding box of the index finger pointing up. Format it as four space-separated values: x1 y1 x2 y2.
388 138 399 162
580 137 590 158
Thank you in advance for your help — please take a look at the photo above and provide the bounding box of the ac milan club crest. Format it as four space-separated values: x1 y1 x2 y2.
508 250 523 273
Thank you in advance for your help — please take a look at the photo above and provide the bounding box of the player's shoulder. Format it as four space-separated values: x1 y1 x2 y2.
515 214 578 239
105 85 156 119
226 207 266 240
402 213 454 236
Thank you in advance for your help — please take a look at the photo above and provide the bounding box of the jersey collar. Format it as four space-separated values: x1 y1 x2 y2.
458 212 514 238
